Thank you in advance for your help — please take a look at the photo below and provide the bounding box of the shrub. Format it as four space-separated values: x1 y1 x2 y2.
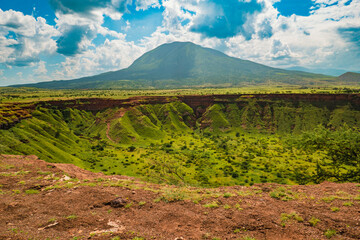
160 188 188 202
330 207 340 212
324 229 337 239
223 192 234 198
280 212 303 227
309 217 320 226
270 187 294 201
25 189 39 194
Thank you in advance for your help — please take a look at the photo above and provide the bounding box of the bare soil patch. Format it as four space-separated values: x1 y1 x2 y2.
0 154 359 240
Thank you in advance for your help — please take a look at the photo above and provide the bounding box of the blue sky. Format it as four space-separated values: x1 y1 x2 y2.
0 0 359 86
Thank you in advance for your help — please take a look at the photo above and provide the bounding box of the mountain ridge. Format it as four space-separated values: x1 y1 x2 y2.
11 41 335 89
338 72 360 83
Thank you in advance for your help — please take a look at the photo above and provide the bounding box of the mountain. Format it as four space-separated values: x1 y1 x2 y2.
12 42 335 89
338 72 360 83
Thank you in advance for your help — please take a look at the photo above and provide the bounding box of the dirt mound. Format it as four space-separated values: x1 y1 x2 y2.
1 154 359 240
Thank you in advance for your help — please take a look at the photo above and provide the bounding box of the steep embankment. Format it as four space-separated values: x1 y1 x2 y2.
1 155 360 240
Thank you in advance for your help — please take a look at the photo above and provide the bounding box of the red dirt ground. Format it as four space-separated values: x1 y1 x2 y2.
0 155 359 240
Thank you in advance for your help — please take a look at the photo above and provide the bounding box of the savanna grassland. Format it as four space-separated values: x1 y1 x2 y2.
1 87 360 188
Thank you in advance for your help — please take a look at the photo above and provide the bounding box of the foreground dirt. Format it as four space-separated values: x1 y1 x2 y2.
0 155 359 240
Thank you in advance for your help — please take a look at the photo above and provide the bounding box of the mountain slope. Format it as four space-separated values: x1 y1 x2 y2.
12 42 334 89
338 72 360 83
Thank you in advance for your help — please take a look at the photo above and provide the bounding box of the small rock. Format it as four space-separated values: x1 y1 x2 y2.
175 238 184 240
60 175 71 181
104 197 127 208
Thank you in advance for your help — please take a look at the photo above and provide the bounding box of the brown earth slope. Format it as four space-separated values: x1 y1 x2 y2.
0 155 359 240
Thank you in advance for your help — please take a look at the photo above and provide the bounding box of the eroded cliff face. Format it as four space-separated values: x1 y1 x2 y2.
0 103 35 130
6 94 351 145
1 94 360 134
36 93 360 112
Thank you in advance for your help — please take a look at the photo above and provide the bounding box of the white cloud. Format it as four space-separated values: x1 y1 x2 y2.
33 61 48 75
0 9 58 67
53 37 145 79
224 0 360 70
135 0 161 11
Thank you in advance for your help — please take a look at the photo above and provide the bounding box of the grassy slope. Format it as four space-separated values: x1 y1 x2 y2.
1 100 359 187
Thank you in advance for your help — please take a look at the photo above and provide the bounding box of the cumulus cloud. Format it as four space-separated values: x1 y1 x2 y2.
51 0 161 58
49 0 130 16
338 27 360 50
0 9 58 67
224 0 360 71
33 61 48 76
136 0 161 10
258 19 273 39
56 25 95 56
53 37 145 79
190 0 264 39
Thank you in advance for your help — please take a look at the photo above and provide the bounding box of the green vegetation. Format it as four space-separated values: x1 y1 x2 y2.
24 189 40 195
203 201 219 208
280 212 304 227
269 187 295 201
66 215 77 220
138 201 146 206
324 229 337 239
308 217 320 226
343 201 353 206
1 95 360 188
330 207 340 212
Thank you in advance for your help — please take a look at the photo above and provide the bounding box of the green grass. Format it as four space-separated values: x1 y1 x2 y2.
223 192 234 198
324 229 337 239
66 215 77 220
25 189 40 194
223 204 231 209
203 201 219 208
270 187 295 201
330 207 340 212
280 212 304 227
309 217 320 227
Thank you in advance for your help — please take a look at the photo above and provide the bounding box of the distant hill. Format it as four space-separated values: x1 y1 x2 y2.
285 66 353 77
338 72 360 83
12 42 335 89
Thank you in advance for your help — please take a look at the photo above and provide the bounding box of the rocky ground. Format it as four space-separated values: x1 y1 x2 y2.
0 154 359 240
